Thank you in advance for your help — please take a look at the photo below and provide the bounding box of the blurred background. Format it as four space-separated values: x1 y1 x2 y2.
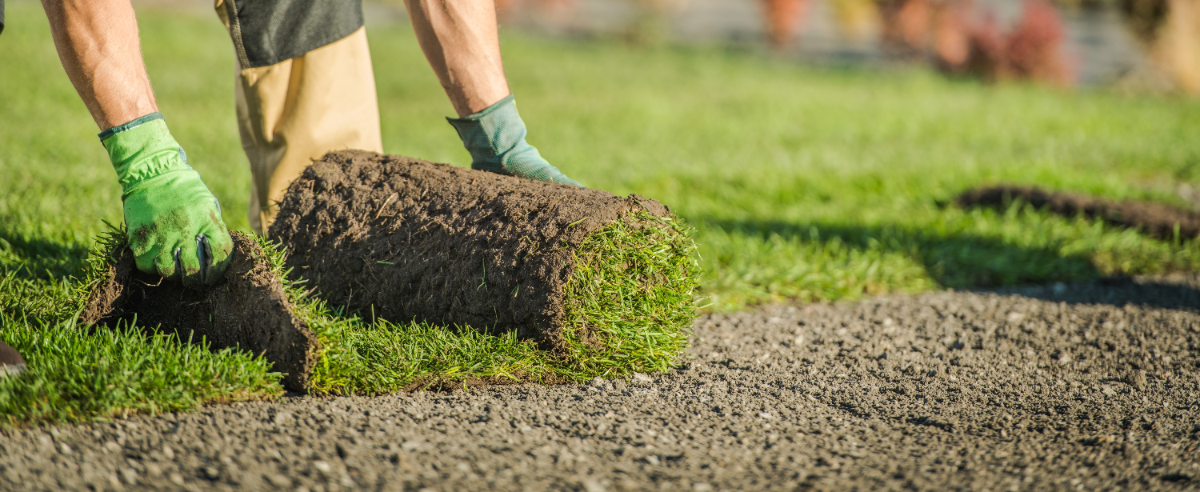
2 0 1199 314
487 0 1197 92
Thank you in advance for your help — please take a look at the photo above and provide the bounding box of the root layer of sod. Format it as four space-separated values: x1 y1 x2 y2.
79 232 317 391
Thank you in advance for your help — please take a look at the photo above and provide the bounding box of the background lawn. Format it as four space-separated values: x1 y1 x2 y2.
0 1 1197 420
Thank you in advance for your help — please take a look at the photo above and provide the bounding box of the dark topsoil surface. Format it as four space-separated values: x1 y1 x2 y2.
5 277 1200 491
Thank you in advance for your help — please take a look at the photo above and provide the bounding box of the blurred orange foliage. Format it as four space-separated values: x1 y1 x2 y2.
760 0 812 49
932 0 973 69
877 0 933 56
1004 0 1073 85
875 0 1073 86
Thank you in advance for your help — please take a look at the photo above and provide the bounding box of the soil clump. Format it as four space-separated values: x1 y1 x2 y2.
14 276 1200 490
78 232 317 392
957 184 1200 239
269 150 672 351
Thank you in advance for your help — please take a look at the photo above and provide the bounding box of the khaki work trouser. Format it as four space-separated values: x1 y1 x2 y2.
215 2 384 234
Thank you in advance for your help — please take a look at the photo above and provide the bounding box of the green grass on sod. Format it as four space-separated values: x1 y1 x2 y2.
0 318 282 426
561 212 701 378
2 1 1199 423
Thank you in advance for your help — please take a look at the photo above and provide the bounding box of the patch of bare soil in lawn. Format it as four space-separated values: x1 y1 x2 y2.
957 185 1200 239
8 277 1200 490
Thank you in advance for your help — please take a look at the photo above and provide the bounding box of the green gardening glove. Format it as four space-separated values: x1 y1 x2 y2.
101 113 232 287
447 94 583 187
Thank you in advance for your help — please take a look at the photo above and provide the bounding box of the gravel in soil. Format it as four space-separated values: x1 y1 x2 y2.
4 277 1199 490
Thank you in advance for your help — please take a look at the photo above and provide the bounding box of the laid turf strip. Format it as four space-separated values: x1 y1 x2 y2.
78 232 317 391
270 151 699 370
957 185 1200 240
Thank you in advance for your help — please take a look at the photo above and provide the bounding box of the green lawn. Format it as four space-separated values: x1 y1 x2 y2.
1 1 1198 422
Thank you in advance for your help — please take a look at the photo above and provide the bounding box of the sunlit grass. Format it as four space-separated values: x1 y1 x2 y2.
560 212 700 378
0 317 283 426
1 0 1198 422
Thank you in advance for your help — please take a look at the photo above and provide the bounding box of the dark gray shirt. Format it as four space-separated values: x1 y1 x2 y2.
221 0 365 68
0 0 360 65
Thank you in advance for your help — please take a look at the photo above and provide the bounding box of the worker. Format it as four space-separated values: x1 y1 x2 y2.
0 0 577 375
38 0 581 290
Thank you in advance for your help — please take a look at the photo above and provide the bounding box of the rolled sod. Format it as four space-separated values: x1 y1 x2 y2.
270 151 699 373
78 232 318 392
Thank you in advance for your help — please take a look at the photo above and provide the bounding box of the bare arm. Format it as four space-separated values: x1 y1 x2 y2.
403 0 511 117
41 1 233 287
41 0 157 130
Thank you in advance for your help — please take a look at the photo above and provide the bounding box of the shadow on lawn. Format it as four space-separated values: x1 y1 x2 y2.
0 224 88 280
701 218 1100 289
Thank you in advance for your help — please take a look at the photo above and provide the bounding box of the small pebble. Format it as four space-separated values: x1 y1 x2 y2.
313 460 332 473
1127 370 1147 389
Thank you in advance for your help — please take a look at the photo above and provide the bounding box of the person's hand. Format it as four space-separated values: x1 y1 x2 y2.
448 94 583 187
102 113 232 287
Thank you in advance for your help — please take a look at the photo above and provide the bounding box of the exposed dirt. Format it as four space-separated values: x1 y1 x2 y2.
957 185 1200 240
269 151 670 351
9 276 1199 490
78 232 317 392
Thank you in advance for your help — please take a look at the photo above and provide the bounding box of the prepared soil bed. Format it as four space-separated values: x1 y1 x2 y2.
269 151 699 373
78 232 317 392
8 276 1199 490
957 184 1200 239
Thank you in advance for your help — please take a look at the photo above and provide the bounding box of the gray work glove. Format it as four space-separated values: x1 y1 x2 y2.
447 94 583 187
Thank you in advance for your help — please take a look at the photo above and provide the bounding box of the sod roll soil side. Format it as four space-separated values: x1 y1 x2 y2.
269 151 696 357
79 232 317 391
